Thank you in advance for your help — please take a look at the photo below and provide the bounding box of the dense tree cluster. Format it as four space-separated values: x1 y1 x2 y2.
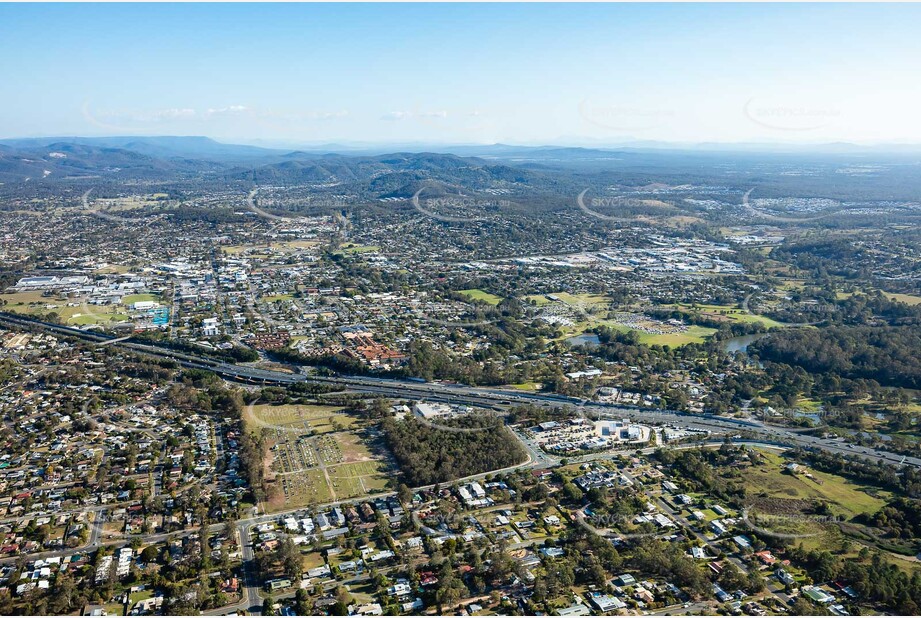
752 325 921 389
382 415 527 486
864 498 921 540
654 445 748 504
787 545 921 615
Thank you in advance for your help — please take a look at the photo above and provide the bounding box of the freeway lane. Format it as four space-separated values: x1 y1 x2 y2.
2 311 920 471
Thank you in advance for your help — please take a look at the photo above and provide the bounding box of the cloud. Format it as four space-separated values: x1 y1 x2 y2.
381 110 448 121
308 110 349 120
205 105 249 116
382 111 410 121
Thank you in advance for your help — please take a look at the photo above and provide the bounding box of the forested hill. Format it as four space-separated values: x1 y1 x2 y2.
751 325 921 389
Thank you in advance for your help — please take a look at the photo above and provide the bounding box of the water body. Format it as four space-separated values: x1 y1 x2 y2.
722 333 767 354
722 333 769 368
566 333 601 347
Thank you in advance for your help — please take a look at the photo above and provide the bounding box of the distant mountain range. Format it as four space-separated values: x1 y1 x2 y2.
2 136 921 198
0 137 555 194
0 136 286 161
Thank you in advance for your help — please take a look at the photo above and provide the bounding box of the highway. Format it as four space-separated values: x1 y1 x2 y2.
4 310 921 615
2 310 920 472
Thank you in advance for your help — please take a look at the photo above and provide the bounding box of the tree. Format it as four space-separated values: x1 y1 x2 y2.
397 483 413 505
295 589 311 615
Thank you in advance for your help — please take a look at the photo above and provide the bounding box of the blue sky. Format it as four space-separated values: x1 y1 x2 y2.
2 3 920 145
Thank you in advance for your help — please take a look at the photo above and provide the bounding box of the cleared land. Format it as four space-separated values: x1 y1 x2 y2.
745 450 888 519
337 244 380 254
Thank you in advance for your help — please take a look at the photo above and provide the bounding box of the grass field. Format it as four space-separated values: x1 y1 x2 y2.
778 279 807 290
527 292 609 307
458 288 504 305
67 309 131 325
837 290 921 306
668 303 786 329
531 293 717 347
260 294 295 303
122 293 159 305
301 552 326 571
1 292 133 325
221 244 261 255
550 292 609 306
1 291 65 313
247 404 357 434
885 292 921 306
600 321 717 346
337 244 380 254
746 450 887 519
93 264 132 274
506 382 543 391
279 239 320 250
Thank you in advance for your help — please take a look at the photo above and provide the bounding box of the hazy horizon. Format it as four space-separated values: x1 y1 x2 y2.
3 3 921 146
9 133 921 154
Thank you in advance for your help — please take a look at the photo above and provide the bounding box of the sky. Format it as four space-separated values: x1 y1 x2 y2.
2 3 921 147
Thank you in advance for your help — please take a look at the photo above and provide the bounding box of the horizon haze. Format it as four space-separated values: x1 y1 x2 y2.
2 3 921 146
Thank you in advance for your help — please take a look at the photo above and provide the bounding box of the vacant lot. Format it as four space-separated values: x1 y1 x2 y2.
337 243 380 254
745 450 887 519
247 403 357 434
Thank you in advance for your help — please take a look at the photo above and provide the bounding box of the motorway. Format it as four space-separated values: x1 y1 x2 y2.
2 314 918 472
3 311 921 614
2 311 916 470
